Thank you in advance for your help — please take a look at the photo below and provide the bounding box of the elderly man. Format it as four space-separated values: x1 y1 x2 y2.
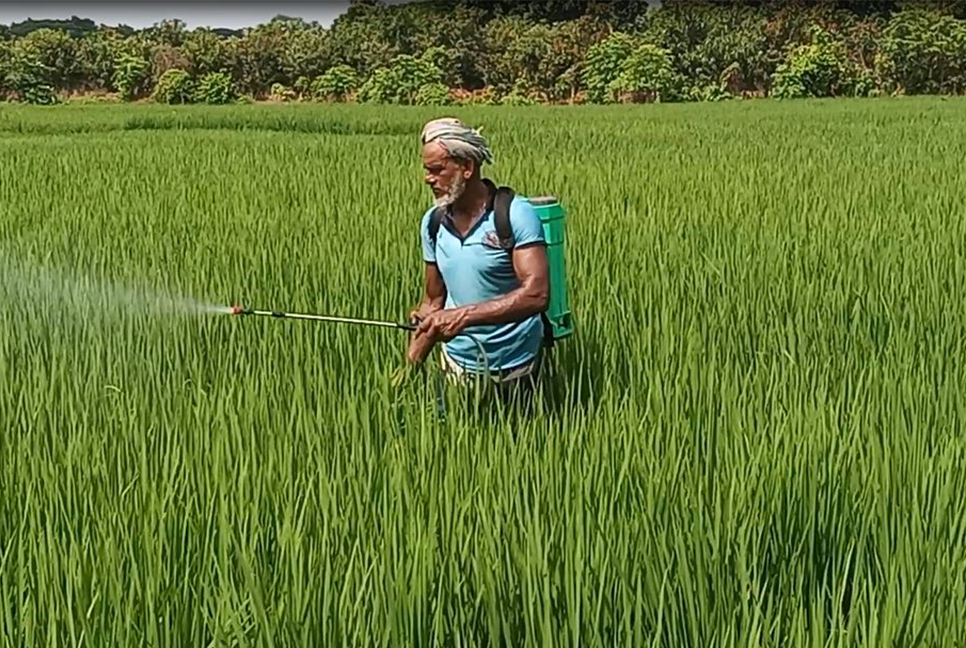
406 117 549 398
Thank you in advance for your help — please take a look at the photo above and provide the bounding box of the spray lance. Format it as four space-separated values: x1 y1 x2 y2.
227 305 490 373
229 305 417 331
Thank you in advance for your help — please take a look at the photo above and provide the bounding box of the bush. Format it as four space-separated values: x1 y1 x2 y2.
311 64 358 102
500 91 537 106
66 92 121 104
876 9 966 95
10 28 77 93
357 68 394 104
451 86 499 105
609 43 675 103
293 76 311 99
358 53 442 105
414 82 452 106
419 47 461 87
153 68 195 104
270 82 296 101
688 83 734 102
6 56 58 105
773 27 857 99
195 71 235 104
112 53 151 101
584 32 636 103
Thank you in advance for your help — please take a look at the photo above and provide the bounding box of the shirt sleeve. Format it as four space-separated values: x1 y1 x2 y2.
420 208 436 263
509 197 545 248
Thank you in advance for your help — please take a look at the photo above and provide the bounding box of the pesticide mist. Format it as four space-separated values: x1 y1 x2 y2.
0 249 230 321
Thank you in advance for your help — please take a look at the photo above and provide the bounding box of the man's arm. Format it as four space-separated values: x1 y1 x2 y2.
410 244 548 348
455 244 548 327
410 262 446 322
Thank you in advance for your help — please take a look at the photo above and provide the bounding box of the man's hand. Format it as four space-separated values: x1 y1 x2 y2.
407 262 448 364
405 308 469 365
414 308 469 341
409 300 441 324
406 332 436 365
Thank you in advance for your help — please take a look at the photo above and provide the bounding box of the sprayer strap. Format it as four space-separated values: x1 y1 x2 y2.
428 179 515 251
491 183 515 249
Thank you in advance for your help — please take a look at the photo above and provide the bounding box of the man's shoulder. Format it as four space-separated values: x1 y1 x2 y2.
507 194 539 221
420 204 440 229
504 194 544 244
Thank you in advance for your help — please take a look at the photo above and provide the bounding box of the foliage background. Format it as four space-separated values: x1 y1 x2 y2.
2 0 966 105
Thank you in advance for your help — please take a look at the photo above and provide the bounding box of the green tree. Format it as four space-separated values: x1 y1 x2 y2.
479 17 607 100
180 28 235 77
479 16 540 94
643 2 772 99
112 52 151 100
327 1 487 88
773 26 858 98
281 21 333 85
326 1 400 77
409 4 491 88
876 8 966 94
5 53 57 104
358 51 442 104
152 43 191 83
2 1 966 104
311 64 359 101
141 19 188 48
233 21 290 97
414 81 452 105
11 28 80 91
195 71 236 104
0 38 12 98
610 42 675 102
584 32 636 103
549 16 612 101
77 29 126 92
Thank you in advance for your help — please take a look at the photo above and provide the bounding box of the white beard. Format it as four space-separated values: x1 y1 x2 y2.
434 174 466 209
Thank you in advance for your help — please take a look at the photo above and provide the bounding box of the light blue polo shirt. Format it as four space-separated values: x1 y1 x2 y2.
420 195 546 373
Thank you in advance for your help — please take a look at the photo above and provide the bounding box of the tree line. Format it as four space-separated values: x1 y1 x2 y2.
2 0 966 106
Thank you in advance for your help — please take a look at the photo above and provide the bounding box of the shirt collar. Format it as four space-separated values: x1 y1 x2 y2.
441 177 497 224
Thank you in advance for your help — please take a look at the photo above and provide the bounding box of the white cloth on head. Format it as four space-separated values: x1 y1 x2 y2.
421 117 493 165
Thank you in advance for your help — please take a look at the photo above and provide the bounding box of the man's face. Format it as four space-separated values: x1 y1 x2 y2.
423 142 471 208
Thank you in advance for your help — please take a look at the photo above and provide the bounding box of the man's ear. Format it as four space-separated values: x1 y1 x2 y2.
461 159 476 179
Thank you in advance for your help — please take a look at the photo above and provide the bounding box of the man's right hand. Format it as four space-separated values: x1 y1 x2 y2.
409 301 440 324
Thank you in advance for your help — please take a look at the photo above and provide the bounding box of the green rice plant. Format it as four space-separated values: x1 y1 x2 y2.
0 98 965 646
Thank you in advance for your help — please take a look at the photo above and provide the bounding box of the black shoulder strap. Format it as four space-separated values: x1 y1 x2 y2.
429 180 515 249
493 185 515 249
428 206 444 247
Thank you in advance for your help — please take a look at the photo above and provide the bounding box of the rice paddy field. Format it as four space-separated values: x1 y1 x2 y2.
1 98 966 646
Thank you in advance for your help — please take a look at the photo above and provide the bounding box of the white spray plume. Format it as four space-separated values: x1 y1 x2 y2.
0 249 230 319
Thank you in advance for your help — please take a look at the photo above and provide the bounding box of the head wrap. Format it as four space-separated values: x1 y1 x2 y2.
420 117 493 166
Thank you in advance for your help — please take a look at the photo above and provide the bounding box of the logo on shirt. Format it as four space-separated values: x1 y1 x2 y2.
482 230 509 250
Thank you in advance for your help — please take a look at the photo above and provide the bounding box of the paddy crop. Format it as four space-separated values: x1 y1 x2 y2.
1 99 965 646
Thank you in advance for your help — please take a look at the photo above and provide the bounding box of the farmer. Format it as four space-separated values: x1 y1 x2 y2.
406 117 549 399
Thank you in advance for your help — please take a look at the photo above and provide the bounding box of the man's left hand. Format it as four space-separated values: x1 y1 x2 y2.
414 308 470 341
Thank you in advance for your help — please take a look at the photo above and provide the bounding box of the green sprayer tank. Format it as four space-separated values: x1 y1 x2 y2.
526 195 574 341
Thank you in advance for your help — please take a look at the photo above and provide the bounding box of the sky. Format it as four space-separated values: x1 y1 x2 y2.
0 1 356 30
